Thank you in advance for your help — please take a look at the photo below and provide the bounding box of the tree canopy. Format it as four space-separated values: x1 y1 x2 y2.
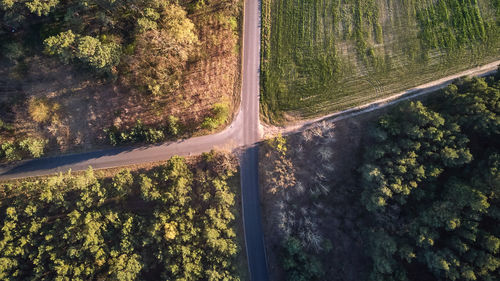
3 0 201 84
0 152 242 280
361 75 500 281
126 1 198 95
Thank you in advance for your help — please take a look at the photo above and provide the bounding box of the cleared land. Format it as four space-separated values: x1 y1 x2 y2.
0 0 241 160
261 0 500 123
259 113 381 281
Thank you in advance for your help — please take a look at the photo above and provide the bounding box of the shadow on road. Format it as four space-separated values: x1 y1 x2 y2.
0 138 194 179
239 145 269 281
0 146 135 177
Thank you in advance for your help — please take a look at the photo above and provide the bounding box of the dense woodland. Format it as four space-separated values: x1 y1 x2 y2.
0 0 240 161
361 75 500 281
0 151 243 280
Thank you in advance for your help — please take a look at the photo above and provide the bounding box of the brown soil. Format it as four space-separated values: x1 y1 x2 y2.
259 109 390 281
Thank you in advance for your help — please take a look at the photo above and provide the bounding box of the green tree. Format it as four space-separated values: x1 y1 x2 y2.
432 77 500 139
136 8 160 33
282 237 324 281
1 0 59 16
140 174 160 201
361 77 500 281
361 101 471 212
108 253 143 281
19 137 48 158
111 169 133 197
76 36 121 73
24 0 59 16
0 152 241 280
44 30 76 63
45 31 120 73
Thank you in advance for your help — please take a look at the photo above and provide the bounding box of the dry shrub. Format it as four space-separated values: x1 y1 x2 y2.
28 97 59 123
268 156 296 194
318 146 333 161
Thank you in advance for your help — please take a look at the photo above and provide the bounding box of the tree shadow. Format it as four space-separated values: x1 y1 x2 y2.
0 146 138 178
239 144 269 281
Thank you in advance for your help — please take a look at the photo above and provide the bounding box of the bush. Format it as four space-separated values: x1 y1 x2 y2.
104 126 120 146
2 41 24 62
144 128 165 143
0 137 48 161
28 98 50 123
105 120 167 146
19 137 48 158
167 115 180 136
129 120 165 143
28 98 59 123
202 103 229 130
1 141 21 161
0 119 14 132
201 117 218 130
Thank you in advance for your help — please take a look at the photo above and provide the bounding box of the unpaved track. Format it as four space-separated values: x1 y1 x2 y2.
262 60 500 137
0 2 498 280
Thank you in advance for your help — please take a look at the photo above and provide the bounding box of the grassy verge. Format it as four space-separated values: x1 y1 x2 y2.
261 0 500 124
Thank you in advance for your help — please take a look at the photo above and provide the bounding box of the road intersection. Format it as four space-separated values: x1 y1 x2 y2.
0 1 499 280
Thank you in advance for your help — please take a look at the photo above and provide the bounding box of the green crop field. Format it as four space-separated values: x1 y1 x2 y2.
261 0 500 123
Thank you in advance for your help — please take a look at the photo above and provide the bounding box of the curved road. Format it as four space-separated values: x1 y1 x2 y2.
0 1 499 280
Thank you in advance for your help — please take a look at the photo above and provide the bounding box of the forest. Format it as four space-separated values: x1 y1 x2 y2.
259 73 499 281
361 75 500 281
0 151 244 280
0 0 240 162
